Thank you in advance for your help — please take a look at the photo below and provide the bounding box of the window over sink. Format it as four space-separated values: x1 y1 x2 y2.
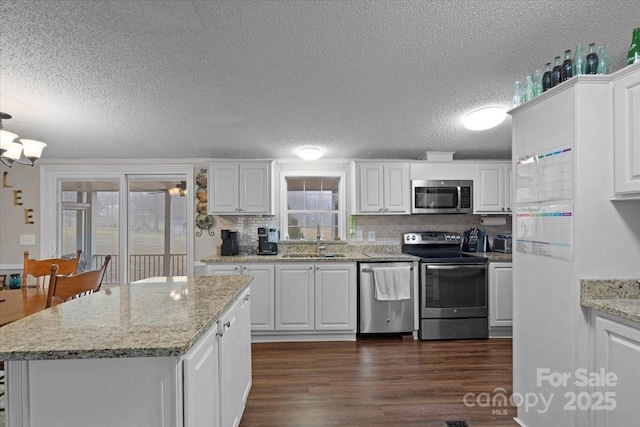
280 172 346 241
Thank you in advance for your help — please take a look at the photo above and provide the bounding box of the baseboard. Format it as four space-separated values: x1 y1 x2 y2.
251 333 357 343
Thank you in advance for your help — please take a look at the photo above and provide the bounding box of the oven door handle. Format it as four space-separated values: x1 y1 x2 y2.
425 264 486 270
456 186 462 210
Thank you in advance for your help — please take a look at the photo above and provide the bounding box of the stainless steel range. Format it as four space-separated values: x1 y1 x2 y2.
401 231 488 340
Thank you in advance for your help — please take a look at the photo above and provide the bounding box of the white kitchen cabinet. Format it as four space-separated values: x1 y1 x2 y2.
183 322 221 427
275 264 315 331
237 287 253 406
475 162 512 213
612 64 640 199
206 263 275 332
314 263 357 331
488 262 513 330
219 297 242 427
209 161 274 214
353 162 410 214
592 312 640 427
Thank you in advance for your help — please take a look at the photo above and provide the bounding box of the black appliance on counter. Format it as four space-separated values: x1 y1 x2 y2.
257 227 279 255
220 229 239 256
402 231 488 340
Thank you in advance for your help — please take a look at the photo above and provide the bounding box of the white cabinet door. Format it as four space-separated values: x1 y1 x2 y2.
239 162 272 213
209 161 273 214
594 314 640 427
209 163 240 213
383 163 410 213
275 264 315 331
219 298 241 427
358 164 384 213
489 263 513 328
242 264 275 331
183 323 220 427
314 263 356 331
237 287 253 406
613 66 640 197
356 163 409 214
206 264 242 276
475 164 506 212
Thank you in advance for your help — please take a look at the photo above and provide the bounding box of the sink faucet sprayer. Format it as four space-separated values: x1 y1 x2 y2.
316 223 326 255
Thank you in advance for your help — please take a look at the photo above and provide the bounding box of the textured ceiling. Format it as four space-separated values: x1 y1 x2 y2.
1 1 639 161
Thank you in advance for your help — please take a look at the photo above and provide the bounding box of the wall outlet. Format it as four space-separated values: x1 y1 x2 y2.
20 234 36 245
368 231 376 241
352 230 363 242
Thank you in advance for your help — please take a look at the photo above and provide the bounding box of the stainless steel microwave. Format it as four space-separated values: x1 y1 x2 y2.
411 179 473 214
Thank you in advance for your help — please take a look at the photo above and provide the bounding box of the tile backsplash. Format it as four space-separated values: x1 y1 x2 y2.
213 214 511 253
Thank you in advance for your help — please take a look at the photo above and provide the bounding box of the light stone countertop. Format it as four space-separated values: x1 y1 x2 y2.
580 279 640 324
0 275 252 361
201 251 420 263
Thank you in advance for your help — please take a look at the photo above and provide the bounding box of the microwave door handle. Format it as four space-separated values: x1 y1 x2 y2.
456 186 462 210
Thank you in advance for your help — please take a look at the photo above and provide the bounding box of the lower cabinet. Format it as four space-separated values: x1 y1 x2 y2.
274 263 357 333
206 262 357 339
183 286 251 427
206 263 275 331
591 312 640 427
488 262 513 335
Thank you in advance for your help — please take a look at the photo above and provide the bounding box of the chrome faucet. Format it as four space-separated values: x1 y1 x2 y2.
316 223 326 256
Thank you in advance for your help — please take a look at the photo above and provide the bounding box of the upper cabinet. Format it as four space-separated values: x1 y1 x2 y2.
612 64 640 199
208 161 274 214
351 162 410 214
475 162 512 213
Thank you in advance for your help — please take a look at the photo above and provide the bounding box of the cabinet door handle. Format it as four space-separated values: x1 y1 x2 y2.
224 321 231 329
217 330 224 337
244 294 251 301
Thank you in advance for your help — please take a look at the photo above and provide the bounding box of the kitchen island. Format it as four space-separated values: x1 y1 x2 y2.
0 275 253 427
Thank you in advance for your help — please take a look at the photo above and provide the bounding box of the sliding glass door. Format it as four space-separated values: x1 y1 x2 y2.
40 164 193 285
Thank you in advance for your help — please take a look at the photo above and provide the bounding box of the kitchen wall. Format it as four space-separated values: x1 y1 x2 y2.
206 212 512 255
0 163 41 273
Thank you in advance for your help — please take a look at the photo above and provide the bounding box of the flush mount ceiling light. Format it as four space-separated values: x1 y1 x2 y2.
462 106 507 131
0 112 47 166
296 146 324 161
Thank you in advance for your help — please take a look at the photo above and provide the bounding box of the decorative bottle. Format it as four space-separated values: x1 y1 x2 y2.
597 45 610 75
523 74 534 102
533 69 543 96
628 27 640 66
542 62 552 92
573 43 585 75
551 56 562 87
561 49 573 82
586 43 598 74
513 81 522 107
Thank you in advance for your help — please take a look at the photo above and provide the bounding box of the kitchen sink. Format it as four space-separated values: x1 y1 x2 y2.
281 253 346 258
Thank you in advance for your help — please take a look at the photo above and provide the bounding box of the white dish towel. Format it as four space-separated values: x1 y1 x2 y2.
372 266 411 301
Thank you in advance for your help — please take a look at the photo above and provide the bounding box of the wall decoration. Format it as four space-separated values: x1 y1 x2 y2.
195 168 214 237
2 170 36 226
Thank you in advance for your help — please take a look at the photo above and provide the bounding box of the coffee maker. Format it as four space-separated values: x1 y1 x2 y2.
258 227 279 255
220 230 239 256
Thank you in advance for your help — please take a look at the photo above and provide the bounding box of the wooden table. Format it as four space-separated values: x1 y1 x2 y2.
0 287 49 327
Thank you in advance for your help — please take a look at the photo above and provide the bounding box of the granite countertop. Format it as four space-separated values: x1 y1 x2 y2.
0 275 252 361
202 250 419 263
461 251 512 263
580 279 640 324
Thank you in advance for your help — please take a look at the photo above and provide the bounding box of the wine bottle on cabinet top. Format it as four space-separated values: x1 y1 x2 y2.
597 45 610 74
573 43 585 75
561 49 573 81
542 62 552 92
586 43 598 74
551 56 562 87
628 28 640 65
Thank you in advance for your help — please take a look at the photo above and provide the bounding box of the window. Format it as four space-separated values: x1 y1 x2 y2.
282 174 345 240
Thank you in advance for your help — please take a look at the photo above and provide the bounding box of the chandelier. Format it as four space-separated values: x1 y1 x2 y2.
0 112 47 166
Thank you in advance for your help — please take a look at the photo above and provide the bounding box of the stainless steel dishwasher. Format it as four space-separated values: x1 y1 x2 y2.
358 262 414 334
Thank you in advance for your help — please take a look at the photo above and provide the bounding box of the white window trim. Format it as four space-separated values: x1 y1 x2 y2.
279 170 346 241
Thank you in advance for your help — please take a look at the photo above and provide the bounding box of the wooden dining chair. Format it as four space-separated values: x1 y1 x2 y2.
23 249 82 289
46 255 111 308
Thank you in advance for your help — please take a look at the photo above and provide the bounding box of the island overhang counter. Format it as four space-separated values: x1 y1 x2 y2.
0 275 253 427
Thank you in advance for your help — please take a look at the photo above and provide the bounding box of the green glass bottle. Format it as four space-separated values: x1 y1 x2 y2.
597 45 610 75
628 28 640 66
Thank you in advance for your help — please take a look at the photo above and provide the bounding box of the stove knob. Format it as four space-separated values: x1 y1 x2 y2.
405 235 411 241
411 235 416 240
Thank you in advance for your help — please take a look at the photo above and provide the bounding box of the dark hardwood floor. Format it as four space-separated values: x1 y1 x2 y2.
241 337 518 427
